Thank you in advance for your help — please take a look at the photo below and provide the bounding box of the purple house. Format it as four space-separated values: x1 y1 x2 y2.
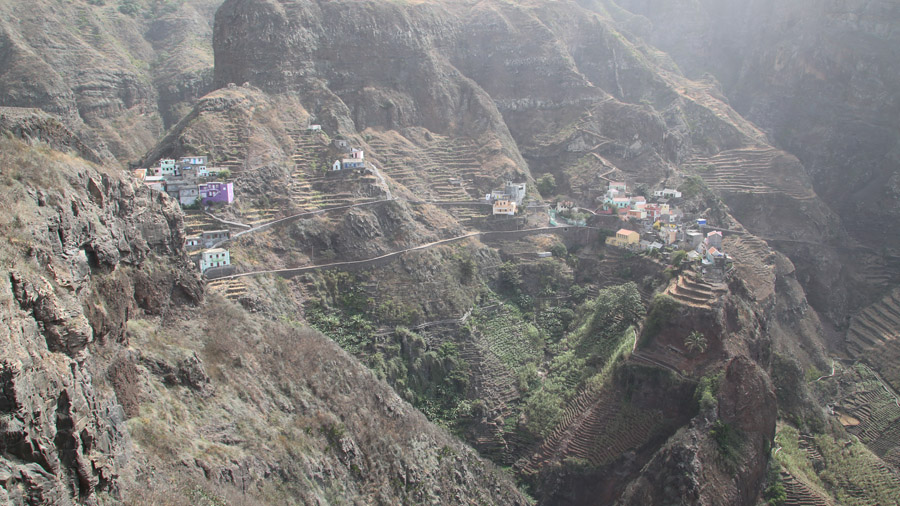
200 182 234 205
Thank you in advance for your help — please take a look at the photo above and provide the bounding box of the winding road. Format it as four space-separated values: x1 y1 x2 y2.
209 225 598 280
212 198 395 248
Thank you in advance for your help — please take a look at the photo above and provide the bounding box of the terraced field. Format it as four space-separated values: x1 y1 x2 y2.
216 120 249 174
469 303 542 372
780 471 831 506
684 146 815 200
443 205 491 226
282 129 386 213
664 274 726 309
847 289 900 390
183 210 226 236
522 385 661 474
584 247 654 304
366 132 484 201
285 128 332 211
206 278 249 301
833 364 900 469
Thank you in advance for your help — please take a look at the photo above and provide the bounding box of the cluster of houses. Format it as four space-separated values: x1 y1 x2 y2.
487 181 527 215
601 181 730 274
606 218 730 273
131 157 237 274
600 181 683 223
331 139 366 171
133 156 234 207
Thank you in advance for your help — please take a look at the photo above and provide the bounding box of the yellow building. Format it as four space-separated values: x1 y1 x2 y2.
606 228 640 248
493 199 517 215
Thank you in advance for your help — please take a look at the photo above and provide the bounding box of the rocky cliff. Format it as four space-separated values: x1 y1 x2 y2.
0 0 223 161
0 111 527 505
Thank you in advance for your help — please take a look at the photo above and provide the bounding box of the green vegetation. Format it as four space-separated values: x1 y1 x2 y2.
677 175 710 200
304 271 467 428
773 423 900 506
694 370 722 412
710 420 743 468
684 330 708 355
670 249 688 267
639 293 679 347
536 173 557 197
519 283 644 437
470 303 543 372
763 463 787 506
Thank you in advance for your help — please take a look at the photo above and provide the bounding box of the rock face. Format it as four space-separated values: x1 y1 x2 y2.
0 111 201 503
0 0 223 161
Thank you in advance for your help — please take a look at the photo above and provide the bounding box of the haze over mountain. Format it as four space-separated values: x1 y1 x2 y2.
1 0 899 505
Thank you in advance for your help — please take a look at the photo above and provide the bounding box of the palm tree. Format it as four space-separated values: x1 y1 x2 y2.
684 331 708 354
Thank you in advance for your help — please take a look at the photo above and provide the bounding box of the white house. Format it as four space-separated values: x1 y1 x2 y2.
332 160 342 171
143 175 166 191
654 188 682 199
159 159 178 177
199 248 230 273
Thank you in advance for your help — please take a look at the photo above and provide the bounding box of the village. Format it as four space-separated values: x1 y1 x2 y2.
129 119 733 283
587 180 731 280
131 127 380 276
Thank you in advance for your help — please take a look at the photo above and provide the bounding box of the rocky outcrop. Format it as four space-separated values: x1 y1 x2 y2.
0 113 200 503
0 0 224 161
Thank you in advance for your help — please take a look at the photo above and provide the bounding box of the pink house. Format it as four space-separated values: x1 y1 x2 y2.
200 182 234 205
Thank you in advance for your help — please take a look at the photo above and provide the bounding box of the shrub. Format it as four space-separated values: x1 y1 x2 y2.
524 388 563 437
639 293 679 347
710 420 743 467
459 257 476 284
550 243 568 258
118 0 140 16
536 173 556 196
498 262 521 294
694 371 723 413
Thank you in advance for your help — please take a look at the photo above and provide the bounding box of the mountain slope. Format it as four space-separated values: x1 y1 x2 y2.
0 111 527 505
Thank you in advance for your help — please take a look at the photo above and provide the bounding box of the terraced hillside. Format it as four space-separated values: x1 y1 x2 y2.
779 471 831 506
286 127 331 211
664 274 727 309
684 146 816 200
365 130 487 201
216 117 250 173
522 384 663 475
832 364 900 470
183 209 232 236
723 234 776 299
847 289 900 390
206 277 249 301
774 423 900 506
